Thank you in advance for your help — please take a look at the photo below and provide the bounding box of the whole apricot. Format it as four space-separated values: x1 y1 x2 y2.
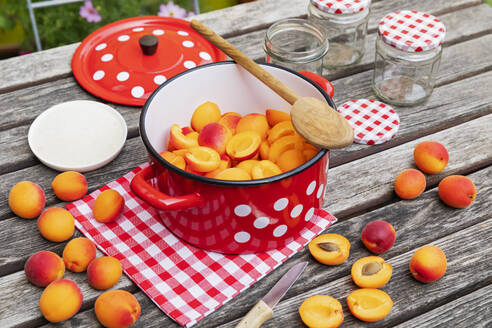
308 234 350 265
394 169 426 199
39 279 83 322
51 171 88 201
87 256 122 290
409 245 447 283
63 237 97 272
38 208 75 242
413 141 449 174
93 189 125 223
361 220 396 254
191 101 221 132
347 289 393 322
8 181 45 219
299 295 343 328
24 250 65 287
95 290 141 328
438 175 476 208
351 256 392 288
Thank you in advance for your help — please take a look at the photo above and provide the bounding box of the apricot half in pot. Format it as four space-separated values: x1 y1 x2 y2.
347 288 393 322
308 234 350 265
351 256 392 288
299 295 344 328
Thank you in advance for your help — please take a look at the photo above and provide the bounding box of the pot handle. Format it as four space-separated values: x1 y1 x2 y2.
298 71 335 99
130 166 204 211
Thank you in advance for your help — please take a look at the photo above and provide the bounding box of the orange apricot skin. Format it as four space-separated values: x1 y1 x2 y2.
87 256 123 290
236 113 270 140
394 169 426 199
63 237 97 272
93 190 125 223
51 171 88 201
308 234 350 265
299 295 344 328
198 122 232 155
24 250 65 287
95 290 141 328
413 141 449 174
191 101 221 132
38 208 75 242
351 256 392 288
347 289 393 322
266 109 290 127
39 279 83 323
438 175 476 208
215 168 251 181
409 245 447 283
9 181 46 219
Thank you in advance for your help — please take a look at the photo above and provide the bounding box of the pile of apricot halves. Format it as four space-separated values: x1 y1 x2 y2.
8 171 138 328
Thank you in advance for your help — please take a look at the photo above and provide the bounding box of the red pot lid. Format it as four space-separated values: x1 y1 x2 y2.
72 16 227 106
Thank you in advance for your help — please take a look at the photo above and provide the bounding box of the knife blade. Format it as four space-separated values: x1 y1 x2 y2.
235 261 308 328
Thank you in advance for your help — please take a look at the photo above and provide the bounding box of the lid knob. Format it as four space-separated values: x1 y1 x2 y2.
139 35 158 55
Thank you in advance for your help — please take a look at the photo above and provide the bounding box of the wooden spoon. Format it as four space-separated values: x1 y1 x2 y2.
190 19 354 149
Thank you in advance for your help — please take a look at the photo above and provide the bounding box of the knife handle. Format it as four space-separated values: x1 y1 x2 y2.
235 300 273 328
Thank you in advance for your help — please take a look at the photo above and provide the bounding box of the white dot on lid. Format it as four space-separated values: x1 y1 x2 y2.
273 198 288 211
183 60 196 69
117 35 130 42
306 180 316 196
317 184 325 199
131 86 144 98
234 204 251 217
234 231 250 243
154 75 166 85
92 70 105 80
95 43 107 51
305 207 315 221
273 225 287 237
133 27 144 32
101 54 113 62
153 29 164 36
290 204 303 218
182 40 194 48
253 217 269 229
116 71 129 81
199 51 212 61
177 30 189 36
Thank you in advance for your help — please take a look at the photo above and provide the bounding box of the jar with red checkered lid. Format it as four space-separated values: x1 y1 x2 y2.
372 10 446 106
308 0 371 68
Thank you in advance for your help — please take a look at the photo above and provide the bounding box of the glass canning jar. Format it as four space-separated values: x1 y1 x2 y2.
307 0 371 68
372 11 446 106
264 18 329 75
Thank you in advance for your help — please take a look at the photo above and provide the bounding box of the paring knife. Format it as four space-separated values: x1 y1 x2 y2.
235 261 308 328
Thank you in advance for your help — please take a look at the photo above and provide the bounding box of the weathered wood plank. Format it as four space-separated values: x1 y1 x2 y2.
0 0 480 93
394 284 492 328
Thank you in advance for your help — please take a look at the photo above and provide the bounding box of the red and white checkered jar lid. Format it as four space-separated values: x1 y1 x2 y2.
311 0 371 15
338 99 400 145
378 10 446 52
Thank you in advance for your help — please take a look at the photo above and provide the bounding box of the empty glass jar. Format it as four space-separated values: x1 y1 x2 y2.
372 11 446 106
307 0 371 68
264 18 329 75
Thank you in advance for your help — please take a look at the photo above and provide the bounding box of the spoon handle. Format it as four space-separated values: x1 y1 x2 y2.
191 19 300 105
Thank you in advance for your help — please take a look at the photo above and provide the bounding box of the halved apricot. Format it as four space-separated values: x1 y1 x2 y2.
172 149 189 157
269 135 304 163
347 289 393 322
267 120 296 144
160 151 186 170
226 131 261 161
184 147 220 172
219 113 242 134
303 144 319 161
299 295 344 328
308 234 350 265
204 158 231 178
251 160 282 179
236 159 260 175
191 101 221 132
169 124 199 150
277 149 305 172
266 109 290 127
215 168 251 181
236 113 269 140
259 141 270 160
351 256 392 288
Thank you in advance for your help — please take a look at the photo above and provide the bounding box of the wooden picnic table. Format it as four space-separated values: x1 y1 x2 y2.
0 0 491 327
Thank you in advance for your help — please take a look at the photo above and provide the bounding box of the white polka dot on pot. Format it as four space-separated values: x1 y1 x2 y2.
234 204 251 217
116 72 129 82
131 86 144 98
273 225 288 237
117 35 130 42
274 198 288 211
95 43 106 51
182 41 194 48
199 52 212 61
183 60 196 69
317 184 325 199
290 204 303 218
153 29 164 36
234 231 250 243
132 27 144 32
177 30 189 36
92 70 105 80
306 181 316 196
253 217 269 229
153 75 166 85
101 54 113 62
305 207 315 221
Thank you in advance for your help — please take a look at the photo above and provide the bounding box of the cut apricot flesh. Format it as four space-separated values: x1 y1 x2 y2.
351 256 392 288
299 295 344 328
236 160 260 175
277 149 305 172
251 160 282 179
269 135 304 163
169 124 199 149
266 109 290 127
347 289 393 322
308 234 350 265
226 132 261 160
267 120 296 144
160 151 186 170
184 147 220 172
259 141 270 160
215 168 251 181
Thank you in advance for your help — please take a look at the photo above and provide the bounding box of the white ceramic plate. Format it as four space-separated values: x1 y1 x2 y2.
28 100 127 172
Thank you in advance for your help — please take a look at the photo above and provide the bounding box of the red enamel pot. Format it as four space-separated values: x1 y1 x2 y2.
131 62 335 254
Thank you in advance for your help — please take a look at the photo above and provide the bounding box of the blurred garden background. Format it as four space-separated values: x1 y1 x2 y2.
0 0 254 59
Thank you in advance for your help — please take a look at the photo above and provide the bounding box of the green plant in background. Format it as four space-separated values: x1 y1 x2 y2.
0 0 30 58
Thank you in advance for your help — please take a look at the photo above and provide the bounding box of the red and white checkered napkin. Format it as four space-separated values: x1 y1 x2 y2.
66 163 337 327
338 99 400 145
311 0 371 14
378 10 446 52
